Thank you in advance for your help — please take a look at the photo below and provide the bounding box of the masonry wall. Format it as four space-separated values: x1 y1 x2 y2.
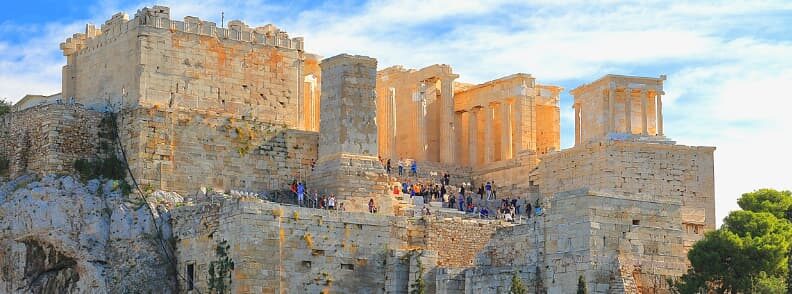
63 8 306 128
172 198 412 293
64 18 141 109
543 190 687 294
534 141 716 232
421 218 504 267
118 107 318 195
0 104 102 178
138 26 302 127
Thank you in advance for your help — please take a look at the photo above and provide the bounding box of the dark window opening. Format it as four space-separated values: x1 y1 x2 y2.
186 263 195 290
341 263 354 270
302 261 311 268
632 219 640 226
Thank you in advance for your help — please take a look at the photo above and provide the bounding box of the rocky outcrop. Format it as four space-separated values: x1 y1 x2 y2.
0 175 180 293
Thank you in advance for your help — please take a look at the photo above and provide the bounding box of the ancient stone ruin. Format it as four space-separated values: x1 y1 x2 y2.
0 5 715 293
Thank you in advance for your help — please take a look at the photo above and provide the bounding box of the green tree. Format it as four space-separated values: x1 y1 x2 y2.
577 275 587 294
673 189 792 293
510 273 527 294
738 189 792 219
0 99 11 116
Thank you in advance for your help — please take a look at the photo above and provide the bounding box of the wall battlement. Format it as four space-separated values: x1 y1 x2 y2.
61 5 303 58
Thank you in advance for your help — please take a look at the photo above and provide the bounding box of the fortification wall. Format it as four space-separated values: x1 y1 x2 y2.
172 198 412 293
118 107 318 195
61 6 307 128
534 141 716 233
137 26 302 126
421 218 505 267
0 104 102 178
541 189 686 294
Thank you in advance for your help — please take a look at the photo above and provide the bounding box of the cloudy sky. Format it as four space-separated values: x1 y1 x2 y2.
2 0 790 224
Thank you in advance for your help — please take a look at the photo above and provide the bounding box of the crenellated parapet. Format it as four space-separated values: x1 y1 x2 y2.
60 5 304 58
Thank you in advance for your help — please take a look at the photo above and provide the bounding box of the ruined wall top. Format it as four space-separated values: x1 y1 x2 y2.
60 5 304 56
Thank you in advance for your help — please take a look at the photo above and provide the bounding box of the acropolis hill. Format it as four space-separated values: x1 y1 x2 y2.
0 5 715 294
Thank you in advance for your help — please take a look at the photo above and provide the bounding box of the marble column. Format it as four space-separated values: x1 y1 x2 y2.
624 88 632 134
512 97 523 155
389 87 398 159
416 84 428 161
641 89 648 136
440 78 456 164
501 100 513 160
656 91 664 136
469 107 480 166
608 86 615 134
574 103 581 145
484 104 494 164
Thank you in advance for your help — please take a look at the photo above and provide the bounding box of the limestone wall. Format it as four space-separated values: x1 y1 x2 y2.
542 189 687 294
421 218 505 267
0 104 102 178
535 141 716 231
61 6 306 128
117 107 318 195
172 198 411 293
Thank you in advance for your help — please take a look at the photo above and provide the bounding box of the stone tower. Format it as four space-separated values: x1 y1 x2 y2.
570 74 667 145
309 54 392 214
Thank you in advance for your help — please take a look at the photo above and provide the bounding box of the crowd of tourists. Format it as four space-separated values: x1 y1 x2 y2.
288 180 380 214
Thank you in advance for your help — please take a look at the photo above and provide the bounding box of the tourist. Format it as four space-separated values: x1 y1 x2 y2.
328 194 336 210
511 198 519 214
386 159 392 174
440 185 447 202
480 207 489 218
443 172 450 185
458 193 464 211
485 182 493 200
368 198 377 213
410 160 417 176
290 180 298 197
297 182 305 207
526 202 532 218
423 206 431 216
338 202 346 211
313 192 319 209
393 185 400 195
398 159 404 176
402 182 408 193
319 195 326 209
466 194 473 212
449 194 456 209
492 181 497 199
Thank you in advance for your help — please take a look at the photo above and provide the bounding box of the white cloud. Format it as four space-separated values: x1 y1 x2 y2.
1 0 790 226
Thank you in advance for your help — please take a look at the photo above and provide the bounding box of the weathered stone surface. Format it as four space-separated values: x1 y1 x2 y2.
0 175 179 293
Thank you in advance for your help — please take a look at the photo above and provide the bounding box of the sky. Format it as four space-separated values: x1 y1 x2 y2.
1 0 791 225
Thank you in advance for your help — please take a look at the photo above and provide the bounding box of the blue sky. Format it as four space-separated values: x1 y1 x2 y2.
2 1 791 225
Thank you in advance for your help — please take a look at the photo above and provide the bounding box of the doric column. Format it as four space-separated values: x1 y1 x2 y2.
641 89 648 135
574 103 581 145
656 91 664 136
608 84 615 134
440 78 456 164
501 100 513 160
454 111 463 165
416 84 428 161
624 88 632 134
512 97 523 154
484 104 494 164
389 87 398 159
469 107 480 166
